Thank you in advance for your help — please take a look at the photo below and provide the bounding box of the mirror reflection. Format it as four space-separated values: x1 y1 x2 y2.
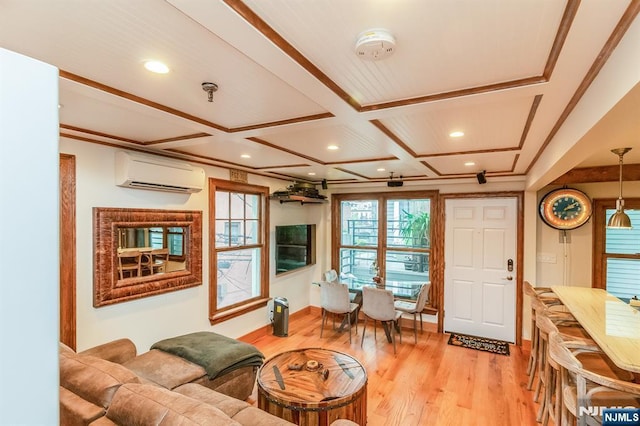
116 226 187 280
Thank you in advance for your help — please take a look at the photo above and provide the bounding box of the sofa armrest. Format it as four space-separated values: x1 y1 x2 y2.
79 339 137 364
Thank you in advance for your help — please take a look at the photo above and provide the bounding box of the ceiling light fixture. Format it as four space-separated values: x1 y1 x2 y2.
355 29 396 61
241 154 251 159
327 145 339 150
464 161 476 167
607 147 633 229
308 172 316 176
377 168 386 172
202 82 218 102
450 131 465 138
144 60 169 74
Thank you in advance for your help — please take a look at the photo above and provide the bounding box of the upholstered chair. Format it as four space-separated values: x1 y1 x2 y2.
320 281 359 343
360 286 403 354
394 282 430 343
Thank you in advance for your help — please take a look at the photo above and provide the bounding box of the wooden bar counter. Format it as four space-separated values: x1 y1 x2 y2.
257 348 367 425
551 286 640 373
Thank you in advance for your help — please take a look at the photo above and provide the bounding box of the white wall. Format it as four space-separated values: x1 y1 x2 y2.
535 181 640 288
60 139 326 352
0 48 59 424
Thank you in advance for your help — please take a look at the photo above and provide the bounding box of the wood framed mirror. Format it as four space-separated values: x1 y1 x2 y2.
93 207 202 307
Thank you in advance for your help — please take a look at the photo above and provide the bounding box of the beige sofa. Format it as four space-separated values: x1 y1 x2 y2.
60 340 358 425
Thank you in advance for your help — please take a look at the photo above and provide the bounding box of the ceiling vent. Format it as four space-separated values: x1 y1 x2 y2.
355 29 396 61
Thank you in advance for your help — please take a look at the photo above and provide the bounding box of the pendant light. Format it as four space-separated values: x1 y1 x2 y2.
607 147 632 229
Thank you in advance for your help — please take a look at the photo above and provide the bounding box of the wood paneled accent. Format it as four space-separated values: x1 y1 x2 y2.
552 164 640 185
240 310 539 426
60 154 76 350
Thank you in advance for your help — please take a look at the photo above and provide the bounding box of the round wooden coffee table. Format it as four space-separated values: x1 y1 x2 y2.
257 348 367 425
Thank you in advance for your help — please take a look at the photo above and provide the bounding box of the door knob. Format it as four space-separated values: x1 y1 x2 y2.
502 276 513 281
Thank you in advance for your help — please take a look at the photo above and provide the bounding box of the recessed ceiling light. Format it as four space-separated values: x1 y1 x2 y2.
144 60 169 74
327 145 339 150
241 154 251 159
308 172 316 176
377 168 386 172
464 161 476 167
450 131 465 138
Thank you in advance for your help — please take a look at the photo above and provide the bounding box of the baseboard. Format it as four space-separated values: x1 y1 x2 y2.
238 305 438 343
238 306 313 342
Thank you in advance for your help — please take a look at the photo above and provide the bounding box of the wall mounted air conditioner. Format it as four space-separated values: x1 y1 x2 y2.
115 151 205 193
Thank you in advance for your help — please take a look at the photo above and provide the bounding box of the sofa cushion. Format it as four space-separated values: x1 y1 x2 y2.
106 383 241 425
60 351 140 408
79 338 137 365
59 386 105 426
123 349 206 390
174 383 292 425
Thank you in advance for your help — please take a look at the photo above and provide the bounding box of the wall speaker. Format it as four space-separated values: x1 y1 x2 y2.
476 170 487 184
321 179 328 190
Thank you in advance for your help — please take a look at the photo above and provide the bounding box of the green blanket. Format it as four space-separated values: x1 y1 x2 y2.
151 332 264 379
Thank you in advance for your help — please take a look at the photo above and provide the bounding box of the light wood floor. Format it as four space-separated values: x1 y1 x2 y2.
242 309 541 426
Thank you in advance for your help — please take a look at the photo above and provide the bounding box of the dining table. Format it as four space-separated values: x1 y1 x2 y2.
551 286 640 373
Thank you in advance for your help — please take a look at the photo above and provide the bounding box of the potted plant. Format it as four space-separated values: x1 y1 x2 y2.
400 210 430 271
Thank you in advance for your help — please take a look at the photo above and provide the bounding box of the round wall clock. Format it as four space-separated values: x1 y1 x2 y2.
539 188 593 230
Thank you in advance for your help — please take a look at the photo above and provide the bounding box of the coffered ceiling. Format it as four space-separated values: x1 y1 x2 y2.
1 0 639 188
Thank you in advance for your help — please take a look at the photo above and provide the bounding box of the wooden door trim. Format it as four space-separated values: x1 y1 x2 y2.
60 153 76 350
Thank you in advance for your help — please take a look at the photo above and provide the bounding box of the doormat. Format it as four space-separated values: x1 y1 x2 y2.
447 333 510 356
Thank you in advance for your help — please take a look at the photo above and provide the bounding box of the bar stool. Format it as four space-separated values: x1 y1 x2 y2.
548 331 639 425
535 312 594 425
525 282 563 392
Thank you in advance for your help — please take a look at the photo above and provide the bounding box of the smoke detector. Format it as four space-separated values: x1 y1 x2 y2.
355 29 396 61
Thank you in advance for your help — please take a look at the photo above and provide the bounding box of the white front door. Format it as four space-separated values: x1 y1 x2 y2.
444 197 517 342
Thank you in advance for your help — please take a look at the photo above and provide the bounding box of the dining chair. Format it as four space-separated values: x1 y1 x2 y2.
360 286 403 354
548 331 639 426
320 281 359 343
394 282 430 343
324 269 339 283
117 251 142 280
150 248 169 273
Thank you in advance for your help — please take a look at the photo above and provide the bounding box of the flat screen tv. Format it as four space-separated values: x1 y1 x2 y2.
275 224 316 275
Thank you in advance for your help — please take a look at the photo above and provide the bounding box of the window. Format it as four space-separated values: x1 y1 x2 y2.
209 179 269 323
593 199 640 301
333 192 435 299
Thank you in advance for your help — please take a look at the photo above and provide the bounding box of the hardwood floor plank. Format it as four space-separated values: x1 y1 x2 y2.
241 311 540 425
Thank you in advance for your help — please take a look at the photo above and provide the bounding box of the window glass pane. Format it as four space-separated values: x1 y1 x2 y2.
215 219 230 248
340 200 378 246
168 233 183 256
388 199 430 248
148 227 163 248
245 194 259 220
385 250 429 284
245 219 259 245
216 248 261 309
230 193 245 220
215 191 229 219
606 258 640 301
339 248 377 283
606 209 640 254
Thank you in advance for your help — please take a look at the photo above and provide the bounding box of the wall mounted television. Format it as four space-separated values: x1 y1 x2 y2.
275 224 316 275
